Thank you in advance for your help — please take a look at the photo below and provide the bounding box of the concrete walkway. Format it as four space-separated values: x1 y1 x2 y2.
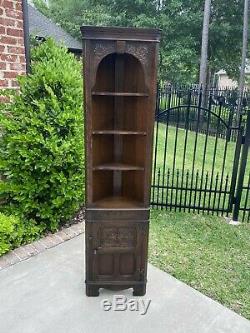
0 234 249 333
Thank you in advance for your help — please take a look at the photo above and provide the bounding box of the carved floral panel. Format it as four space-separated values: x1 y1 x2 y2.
100 227 136 248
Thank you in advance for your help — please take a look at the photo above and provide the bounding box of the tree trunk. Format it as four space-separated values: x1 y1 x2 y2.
199 0 212 91
237 0 249 119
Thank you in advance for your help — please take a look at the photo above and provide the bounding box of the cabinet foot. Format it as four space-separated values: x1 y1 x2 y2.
133 284 146 296
86 285 99 297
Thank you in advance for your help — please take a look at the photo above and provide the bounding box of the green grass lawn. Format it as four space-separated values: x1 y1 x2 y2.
152 124 250 219
149 210 250 319
153 123 248 176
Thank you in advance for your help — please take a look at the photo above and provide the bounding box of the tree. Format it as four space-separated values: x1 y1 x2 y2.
33 0 247 85
199 0 212 89
237 0 249 116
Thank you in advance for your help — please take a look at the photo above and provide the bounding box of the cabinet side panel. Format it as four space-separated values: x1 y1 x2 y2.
83 39 93 205
149 43 160 204
143 43 159 205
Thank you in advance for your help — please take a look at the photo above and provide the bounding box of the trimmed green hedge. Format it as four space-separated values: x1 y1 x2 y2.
0 39 84 243
0 213 24 256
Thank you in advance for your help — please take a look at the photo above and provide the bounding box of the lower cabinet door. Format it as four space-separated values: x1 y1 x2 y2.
94 252 137 280
87 221 148 282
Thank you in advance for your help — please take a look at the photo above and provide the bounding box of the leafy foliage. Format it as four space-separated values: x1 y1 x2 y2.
0 39 84 233
33 0 248 85
0 213 24 256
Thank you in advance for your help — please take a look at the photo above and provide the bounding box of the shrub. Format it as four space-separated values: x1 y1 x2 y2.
0 39 84 233
0 213 24 256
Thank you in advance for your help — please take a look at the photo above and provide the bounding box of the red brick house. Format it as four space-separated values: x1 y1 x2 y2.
0 1 81 92
0 0 27 89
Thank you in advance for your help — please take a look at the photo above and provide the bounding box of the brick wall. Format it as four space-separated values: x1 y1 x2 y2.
0 0 26 90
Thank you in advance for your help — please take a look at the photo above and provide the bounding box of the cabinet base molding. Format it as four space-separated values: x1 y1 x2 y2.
85 282 147 297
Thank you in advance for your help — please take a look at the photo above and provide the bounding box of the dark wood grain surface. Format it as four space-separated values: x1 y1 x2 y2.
82 25 160 296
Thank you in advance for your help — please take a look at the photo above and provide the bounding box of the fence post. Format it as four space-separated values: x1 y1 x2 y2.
233 109 250 221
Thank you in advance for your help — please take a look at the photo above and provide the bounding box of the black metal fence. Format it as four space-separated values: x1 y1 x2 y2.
151 85 250 222
157 85 249 141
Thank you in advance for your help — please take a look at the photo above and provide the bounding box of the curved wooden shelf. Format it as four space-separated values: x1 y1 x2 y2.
92 196 144 208
92 91 149 97
93 163 144 171
92 130 147 135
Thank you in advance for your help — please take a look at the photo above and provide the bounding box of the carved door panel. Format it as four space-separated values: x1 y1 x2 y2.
90 222 148 282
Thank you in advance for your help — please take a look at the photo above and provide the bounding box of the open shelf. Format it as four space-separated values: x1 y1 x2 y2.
90 52 149 208
92 196 144 209
92 135 145 169
93 163 144 171
92 130 147 135
92 170 144 205
92 91 149 97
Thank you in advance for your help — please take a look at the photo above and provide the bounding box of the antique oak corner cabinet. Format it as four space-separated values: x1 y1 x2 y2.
81 26 160 296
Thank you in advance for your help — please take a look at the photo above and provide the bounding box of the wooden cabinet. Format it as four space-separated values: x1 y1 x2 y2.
81 26 160 296
86 221 148 281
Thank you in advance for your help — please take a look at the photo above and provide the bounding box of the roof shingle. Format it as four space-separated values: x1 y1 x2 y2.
28 5 82 51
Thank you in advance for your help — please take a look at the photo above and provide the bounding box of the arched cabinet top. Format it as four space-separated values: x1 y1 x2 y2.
81 26 160 97
85 40 157 90
91 40 155 66
92 52 148 93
